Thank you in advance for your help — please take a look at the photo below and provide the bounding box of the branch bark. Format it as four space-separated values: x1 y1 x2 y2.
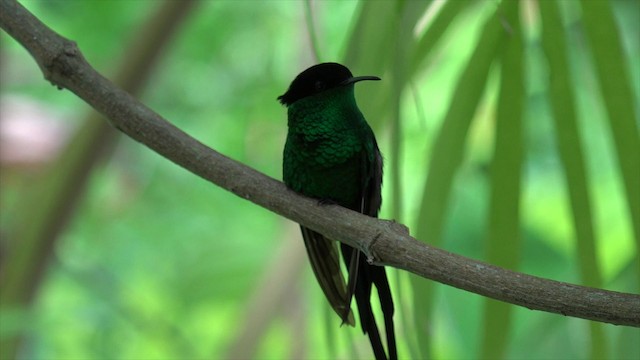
1 0 638 327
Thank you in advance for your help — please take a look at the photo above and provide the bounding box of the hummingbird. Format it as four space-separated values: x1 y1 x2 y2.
278 62 396 360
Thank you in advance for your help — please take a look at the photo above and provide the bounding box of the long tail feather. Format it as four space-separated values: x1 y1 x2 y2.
341 244 396 360
371 265 396 360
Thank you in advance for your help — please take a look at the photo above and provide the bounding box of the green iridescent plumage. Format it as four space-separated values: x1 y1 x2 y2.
284 86 376 207
279 63 396 360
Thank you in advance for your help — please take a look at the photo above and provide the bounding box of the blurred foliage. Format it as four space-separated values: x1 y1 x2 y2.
1 0 639 360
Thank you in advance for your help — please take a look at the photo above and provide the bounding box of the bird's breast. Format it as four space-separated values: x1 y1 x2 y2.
283 129 364 208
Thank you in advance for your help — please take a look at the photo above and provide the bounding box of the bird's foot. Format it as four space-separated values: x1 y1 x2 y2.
317 198 337 206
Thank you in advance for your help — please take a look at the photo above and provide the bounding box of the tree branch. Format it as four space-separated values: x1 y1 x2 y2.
1 0 638 327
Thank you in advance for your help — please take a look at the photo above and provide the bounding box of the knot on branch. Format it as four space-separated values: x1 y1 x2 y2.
387 219 410 236
41 39 82 89
364 219 411 266
365 231 383 265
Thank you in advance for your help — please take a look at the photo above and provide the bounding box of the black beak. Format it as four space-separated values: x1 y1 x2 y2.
341 75 381 86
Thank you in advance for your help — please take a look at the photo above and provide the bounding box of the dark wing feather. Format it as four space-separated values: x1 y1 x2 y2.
367 138 397 360
362 136 383 217
341 136 397 360
299 226 355 326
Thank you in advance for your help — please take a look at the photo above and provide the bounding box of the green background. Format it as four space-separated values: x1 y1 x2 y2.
1 0 638 359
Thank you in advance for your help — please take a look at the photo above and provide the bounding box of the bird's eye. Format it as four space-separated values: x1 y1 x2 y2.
314 80 326 91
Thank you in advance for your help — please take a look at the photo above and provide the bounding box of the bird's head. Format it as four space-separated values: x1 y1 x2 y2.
278 62 380 106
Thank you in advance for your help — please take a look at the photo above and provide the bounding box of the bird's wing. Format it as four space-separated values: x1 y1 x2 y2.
299 225 355 326
341 135 383 311
362 135 383 217
341 135 397 360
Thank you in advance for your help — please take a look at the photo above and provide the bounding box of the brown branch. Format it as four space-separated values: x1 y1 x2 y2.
1 0 638 327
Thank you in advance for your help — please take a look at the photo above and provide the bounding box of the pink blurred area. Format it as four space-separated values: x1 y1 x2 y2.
0 96 73 168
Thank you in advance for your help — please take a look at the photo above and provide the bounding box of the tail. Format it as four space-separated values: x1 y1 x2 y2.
341 244 396 360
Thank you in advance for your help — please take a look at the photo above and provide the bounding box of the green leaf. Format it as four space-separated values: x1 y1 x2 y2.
409 0 472 77
580 0 640 269
412 1 518 358
480 2 524 359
